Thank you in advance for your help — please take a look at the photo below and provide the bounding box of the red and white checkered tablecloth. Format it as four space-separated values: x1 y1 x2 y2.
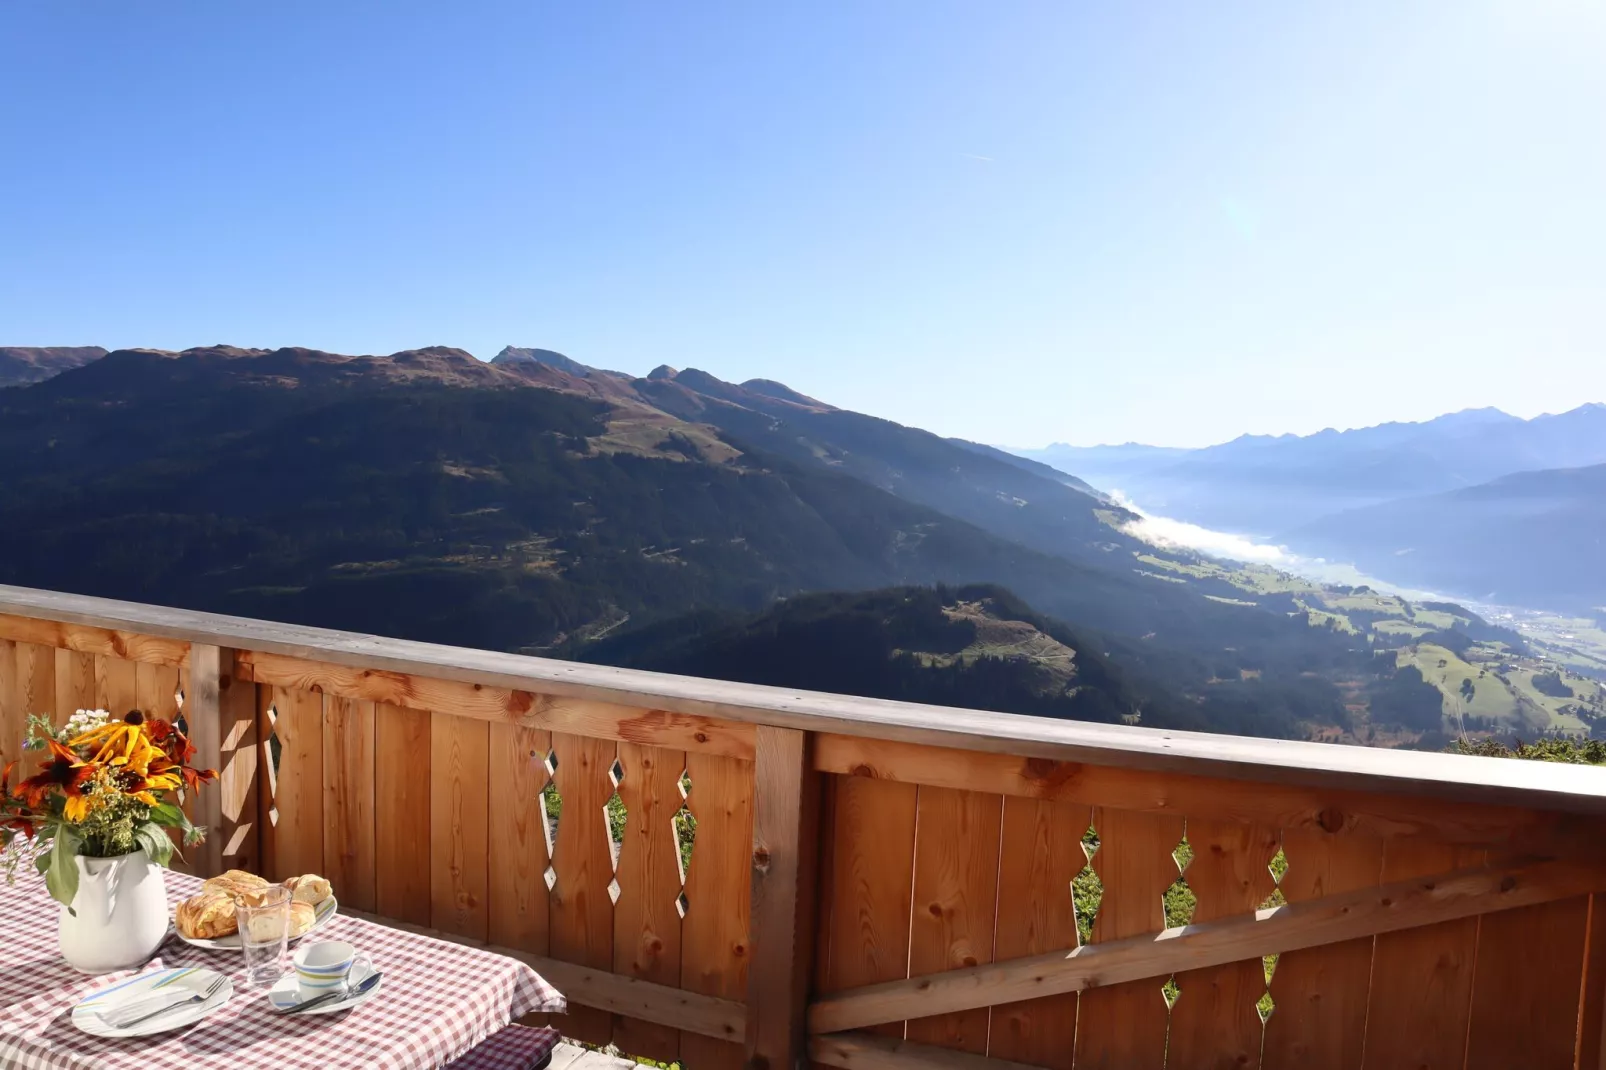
0 870 565 1070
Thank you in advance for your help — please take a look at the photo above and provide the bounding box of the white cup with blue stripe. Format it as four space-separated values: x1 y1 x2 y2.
291 940 370 1002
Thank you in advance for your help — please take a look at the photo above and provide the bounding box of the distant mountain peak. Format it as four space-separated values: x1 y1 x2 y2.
492 347 594 378
647 365 679 380
740 378 834 409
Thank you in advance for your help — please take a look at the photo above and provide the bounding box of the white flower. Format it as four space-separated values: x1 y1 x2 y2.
63 708 112 739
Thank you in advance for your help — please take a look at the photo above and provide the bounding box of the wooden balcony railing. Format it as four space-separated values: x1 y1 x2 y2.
3 583 1606 1070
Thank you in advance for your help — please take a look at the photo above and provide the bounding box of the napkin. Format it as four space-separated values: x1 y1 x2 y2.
95 985 197 1029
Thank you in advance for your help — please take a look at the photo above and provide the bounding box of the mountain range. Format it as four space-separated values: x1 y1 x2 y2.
7 341 1593 745
1016 405 1606 612
0 341 1384 740
0 347 107 388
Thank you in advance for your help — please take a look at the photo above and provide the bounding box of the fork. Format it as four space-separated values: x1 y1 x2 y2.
115 975 226 1028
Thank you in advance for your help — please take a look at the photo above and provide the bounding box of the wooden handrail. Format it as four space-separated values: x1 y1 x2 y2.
4 583 1606 815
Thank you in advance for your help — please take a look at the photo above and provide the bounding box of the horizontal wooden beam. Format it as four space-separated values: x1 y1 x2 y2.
6 583 1606 816
815 734 1606 858
0 612 189 669
239 650 754 760
344 906 747 1042
810 1031 1046 1070
807 857 1606 1035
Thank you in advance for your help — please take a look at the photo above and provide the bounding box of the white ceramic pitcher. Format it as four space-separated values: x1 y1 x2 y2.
58 851 169 974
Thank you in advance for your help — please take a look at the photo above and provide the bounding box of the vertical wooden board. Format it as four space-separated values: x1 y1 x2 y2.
13 642 55 738
323 696 376 912
987 797 1088 1070
816 774 919 1040
136 661 181 720
1464 895 1590 1070
0 639 21 762
549 732 617 1046
682 751 755 1070
1073 806 1185 1070
374 702 432 925
263 686 324 882
1260 828 1384 1070
905 787 1003 1054
96 655 137 718
1361 842 1483 1070
213 659 259 875
612 742 686 1062
1577 894 1606 1070
53 648 95 727
488 723 551 955
1167 817 1279 1069
430 713 489 940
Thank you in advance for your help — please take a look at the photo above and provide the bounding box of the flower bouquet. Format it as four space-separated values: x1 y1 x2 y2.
2 709 218 973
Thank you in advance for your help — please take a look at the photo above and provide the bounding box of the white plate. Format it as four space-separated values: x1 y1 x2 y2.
266 960 382 1015
72 966 233 1038
175 896 339 951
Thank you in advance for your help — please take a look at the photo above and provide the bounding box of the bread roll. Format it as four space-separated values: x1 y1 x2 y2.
176 891 239 939
201 869 270 903
289 899 317 937
284 873 333 906
239 900 315 942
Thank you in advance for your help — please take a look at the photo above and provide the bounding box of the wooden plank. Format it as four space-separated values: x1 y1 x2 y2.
214 650 259 874
96 655 138 719
1166 817 1279 1068
186 645 225 878
260 685 324 882
613 741 686 1062
0 612 189 667
430 712 489 940
0 639 21 761
1578 894 1606 1070
807 857 1606 1035
238 651 753 760
549 732 617 1046
816 774 919 1040
10 586 1606 818
1071 807 1181 1070
681 750 756 1070
53 648 95 726
375 701 432 925
13 642 55 741
746 726 821 1070
136 660 181 720
323 695 377 912
816 734 1606 862
343 904 747 1042
904 787 1002 1055
811 1031 1045 1070
1360 842 1482 1070
1464 894 1590 1070
1259 828 1384 1070
986 797 1087 1070
488 723 551 955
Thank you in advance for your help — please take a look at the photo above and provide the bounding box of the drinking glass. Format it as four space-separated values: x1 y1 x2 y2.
236 885 291 988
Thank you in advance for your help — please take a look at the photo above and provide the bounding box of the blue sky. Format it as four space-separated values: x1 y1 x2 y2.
3 2 1604 447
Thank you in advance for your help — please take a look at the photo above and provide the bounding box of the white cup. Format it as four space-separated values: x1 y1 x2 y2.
291 940 370 1002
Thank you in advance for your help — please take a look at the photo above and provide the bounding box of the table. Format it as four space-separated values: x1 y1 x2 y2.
0 870 566 1069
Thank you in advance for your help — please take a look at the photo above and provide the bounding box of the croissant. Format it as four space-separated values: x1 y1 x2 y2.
284 874 333 906
176 891 239 939
202 869 270 903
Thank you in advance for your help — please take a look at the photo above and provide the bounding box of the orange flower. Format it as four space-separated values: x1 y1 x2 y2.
18 742 98 821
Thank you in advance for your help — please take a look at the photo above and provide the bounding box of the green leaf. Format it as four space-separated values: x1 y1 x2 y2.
148 803 186 828
45 828 81 913
136 824 174 869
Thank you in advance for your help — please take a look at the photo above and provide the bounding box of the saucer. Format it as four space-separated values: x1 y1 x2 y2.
266 960 382 1015
72 966 233 1038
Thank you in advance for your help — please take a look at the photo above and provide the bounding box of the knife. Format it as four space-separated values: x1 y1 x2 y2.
283 970 382 1014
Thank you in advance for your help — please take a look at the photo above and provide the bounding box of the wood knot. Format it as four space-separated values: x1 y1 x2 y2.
753 846 772 869
1499 875 1518 893
733 942 746 958
850 764 876 778
1317 808 1346 833
695 732 708 743
927 903 944 918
